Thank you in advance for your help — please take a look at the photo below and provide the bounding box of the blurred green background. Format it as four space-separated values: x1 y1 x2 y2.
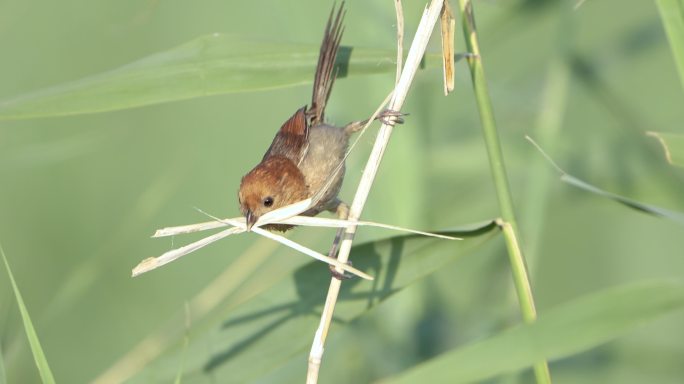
1 0 684 383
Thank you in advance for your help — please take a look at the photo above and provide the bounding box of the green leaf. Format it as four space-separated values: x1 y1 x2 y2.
126 221 498 383
528 137 684 226
560 174 684 225
0 244 56 384
0 34 443 121
656 0 684 90
648 131 684 167
384 280 684 384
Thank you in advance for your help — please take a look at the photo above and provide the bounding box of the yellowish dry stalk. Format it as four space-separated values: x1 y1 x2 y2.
306 1 445 383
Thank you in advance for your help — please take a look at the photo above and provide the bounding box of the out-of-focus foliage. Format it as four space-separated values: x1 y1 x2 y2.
1 0 684 383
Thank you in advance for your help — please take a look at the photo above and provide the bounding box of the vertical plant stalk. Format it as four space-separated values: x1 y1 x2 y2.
522 2 573 271
457 0 552 383
306 1 445 383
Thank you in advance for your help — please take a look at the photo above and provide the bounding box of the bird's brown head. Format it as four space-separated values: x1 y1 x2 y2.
239 156 309 231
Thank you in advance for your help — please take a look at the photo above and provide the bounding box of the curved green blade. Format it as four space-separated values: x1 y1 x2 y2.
529 137 684 226
385 281 684 384
0 34 443 121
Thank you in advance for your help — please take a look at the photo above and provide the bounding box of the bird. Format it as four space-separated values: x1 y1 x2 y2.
238 2 401 233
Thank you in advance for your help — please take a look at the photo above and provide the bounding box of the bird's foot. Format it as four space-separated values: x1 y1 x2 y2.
377 109 407 126
343 110 407 133
329 260 355 280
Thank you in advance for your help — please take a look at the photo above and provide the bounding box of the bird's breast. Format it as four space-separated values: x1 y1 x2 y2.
298 124 349 209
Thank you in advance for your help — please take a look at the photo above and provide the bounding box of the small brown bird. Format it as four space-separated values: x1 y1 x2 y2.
238 3 400 232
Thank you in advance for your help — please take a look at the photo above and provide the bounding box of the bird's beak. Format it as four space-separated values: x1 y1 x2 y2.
245 210 257 231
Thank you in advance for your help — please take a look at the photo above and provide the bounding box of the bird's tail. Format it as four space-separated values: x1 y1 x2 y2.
308 2 345 126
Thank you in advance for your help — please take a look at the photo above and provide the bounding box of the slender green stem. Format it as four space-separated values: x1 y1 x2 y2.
457 1 551 382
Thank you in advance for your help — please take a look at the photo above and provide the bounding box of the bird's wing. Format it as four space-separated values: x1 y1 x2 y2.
263 106 309 165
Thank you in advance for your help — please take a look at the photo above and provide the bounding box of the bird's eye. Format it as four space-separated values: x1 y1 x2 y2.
263 196 274 207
